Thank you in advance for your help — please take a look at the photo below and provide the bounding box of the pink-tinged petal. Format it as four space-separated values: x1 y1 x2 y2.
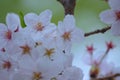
38 9 52 26
24 13 38 26
6 13 20 31
63 15 75 31
109 0 120 10
71 28 84 43
99 9 117 24
111 21 120 36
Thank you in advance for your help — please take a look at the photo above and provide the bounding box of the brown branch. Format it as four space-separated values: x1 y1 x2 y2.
94 73 120 80
85 26 111 37
57 0 111 37
57 0 76 15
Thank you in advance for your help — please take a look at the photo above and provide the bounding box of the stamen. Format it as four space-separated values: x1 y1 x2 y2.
35 22 44 31
62 32 71 41
5 30 12 40
32 72 42 80
45 48 55 58
2 61 11 70
20 44 31 55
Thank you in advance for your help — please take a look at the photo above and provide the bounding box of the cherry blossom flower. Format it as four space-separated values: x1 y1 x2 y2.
0 54 19 80
99 0 120 36
57 15 84 44
16 34 40 60
12 56 47 80
24 9 56 37
0 13 21 48
89 59 114 79
12 55 65 80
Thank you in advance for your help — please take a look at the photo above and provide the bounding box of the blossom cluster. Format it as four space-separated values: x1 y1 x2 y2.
100 0 120 36
84 41 120 80
0 10 85 80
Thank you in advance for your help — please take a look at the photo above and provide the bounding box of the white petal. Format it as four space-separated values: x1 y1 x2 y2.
57 21 65 34
63 15 75 31
109 0 120 10
24 13 38 26
111 21 120 36
71 28 84 43
43 23 56 35
0 70 9 80
99 9 117 24
19 55 36 70
38 9 52 26
59 66 83 80
6 13 20 31
12 73 31 80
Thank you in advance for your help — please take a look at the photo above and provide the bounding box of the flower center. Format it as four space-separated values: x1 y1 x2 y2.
45 48 55 58
116 11 120 20
20 44 31 55
62 32 71 41
90 65 99 78
2 61 11 70
35 22 44 31
32 72 42 80
5 30 12 40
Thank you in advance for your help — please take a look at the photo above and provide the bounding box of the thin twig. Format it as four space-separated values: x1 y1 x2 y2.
85 26 111 37
57 0 76 15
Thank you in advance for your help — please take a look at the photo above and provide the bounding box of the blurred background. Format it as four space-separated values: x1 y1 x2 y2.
0 0 120 79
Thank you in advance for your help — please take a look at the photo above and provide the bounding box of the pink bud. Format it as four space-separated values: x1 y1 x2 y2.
106 41 114 49
86 44 94 55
